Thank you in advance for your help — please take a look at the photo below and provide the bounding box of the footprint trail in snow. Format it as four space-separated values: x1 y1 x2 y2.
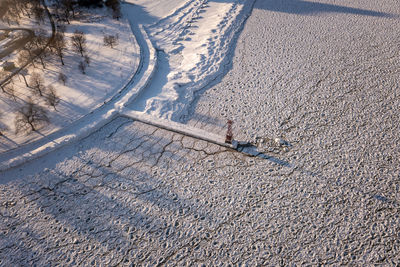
127 0 256 120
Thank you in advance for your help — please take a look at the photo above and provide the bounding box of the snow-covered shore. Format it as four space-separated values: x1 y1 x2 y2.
0 22 155 172
0 8 139 153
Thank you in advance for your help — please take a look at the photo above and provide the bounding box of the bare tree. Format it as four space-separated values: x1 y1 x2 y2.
103 34 118 48
29 72 46 96
33 4 45 24
58 72 67 85
20 42 38 68
53 0 72 24
16 0 30 18
33 29 49 48
31 29 50 68
105 0 121 20
19 69 29 87
32 47 50 69
0 0 20 25
5 0 24 22
20 0 33 18
3 81 17 101
22 37 48 69
71 30 86 57
61 0 76 19
17 50 35 68
84 54 90 66
0 112 8 136
45 85 60 110
14 100 49 134
78 61 87 74
50 32 66 65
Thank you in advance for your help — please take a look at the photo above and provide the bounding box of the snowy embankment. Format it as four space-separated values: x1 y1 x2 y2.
0 25 156 172
126 0 256 121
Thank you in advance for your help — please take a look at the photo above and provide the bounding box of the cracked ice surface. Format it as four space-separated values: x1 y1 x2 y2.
1 117 293 265
1 116 399 265
185 0 400 264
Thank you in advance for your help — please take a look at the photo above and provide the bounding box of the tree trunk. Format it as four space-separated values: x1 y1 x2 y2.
39 56 46 69
59 53 64 65
29 122 35 131
65 11 70 24
21 74 29 87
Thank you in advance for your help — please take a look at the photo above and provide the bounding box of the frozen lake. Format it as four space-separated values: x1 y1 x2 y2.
1 0 399 265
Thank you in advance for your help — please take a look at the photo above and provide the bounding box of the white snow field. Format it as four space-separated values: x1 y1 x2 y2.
0 8 139 153
1 0 400 265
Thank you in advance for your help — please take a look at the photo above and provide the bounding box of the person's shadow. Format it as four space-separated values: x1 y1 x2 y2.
250 0 395 18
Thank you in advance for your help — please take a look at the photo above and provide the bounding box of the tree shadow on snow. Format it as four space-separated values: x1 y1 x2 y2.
210 0 396 17
252 0 396 18
122 2 158 25
0 116 241 265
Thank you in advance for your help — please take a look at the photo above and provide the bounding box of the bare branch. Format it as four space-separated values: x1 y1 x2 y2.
14 100 49 134
71 30 86 57
29 72 46 96
103 34 118 48
45 85 60 110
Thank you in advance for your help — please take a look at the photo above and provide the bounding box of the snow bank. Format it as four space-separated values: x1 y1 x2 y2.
114 26 157 112
126 0 257 121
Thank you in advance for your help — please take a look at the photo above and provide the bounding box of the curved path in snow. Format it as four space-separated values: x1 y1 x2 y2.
0 21 155 172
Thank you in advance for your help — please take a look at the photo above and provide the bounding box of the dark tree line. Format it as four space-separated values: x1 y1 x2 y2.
105 0 121 20
50 0 121 24
1 0 122 26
